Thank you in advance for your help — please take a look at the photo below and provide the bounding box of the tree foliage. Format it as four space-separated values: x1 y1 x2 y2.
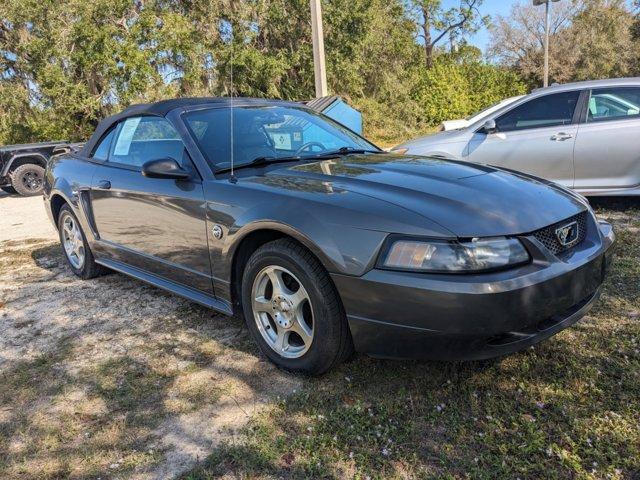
489 0 640 88
405 0 490 67
0 0 525 145
415 48 525 126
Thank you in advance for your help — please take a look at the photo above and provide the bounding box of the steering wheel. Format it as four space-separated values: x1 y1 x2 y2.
295 141 326 155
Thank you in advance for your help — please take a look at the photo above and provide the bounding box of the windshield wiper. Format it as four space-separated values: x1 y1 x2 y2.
215 155 302 174
311 146 383 158
215 147 382 174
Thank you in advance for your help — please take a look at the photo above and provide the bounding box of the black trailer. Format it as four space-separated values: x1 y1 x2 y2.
0 141 82 196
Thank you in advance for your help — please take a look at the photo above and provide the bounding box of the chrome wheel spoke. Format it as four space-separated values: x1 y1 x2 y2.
291 318 312 346
253 295 273 315
63 220 74 236
289 288 307 309
274 328 287 353
266 268 286 297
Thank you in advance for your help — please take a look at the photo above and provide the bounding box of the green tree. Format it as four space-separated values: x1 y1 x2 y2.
0 0 192 142
570 0 638 80
405 0 490 67
488 0 639 87
0 0 523 146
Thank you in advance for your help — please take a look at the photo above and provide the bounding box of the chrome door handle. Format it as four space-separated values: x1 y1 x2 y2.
96 180 111 190
550 132 573 141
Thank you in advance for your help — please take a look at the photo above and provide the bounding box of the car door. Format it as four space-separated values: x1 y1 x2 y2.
467 90 582 187
89 115 212 294
573 86 640 192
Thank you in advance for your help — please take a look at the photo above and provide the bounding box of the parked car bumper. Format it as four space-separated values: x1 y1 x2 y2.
331 220 615 361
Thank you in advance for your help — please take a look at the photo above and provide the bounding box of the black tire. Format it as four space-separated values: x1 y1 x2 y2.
241 238 353 375
10 163 45 196
1 185 17 194
57 204 105 279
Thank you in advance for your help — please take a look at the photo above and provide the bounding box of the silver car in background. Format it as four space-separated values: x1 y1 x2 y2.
393 78 640 196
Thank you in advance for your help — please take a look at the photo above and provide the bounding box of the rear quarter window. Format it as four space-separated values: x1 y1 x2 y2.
587 87 640 122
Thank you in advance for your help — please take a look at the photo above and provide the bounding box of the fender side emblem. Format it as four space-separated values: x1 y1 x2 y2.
212 224 223 240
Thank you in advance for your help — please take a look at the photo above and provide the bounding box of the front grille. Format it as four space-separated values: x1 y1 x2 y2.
532 211 588 256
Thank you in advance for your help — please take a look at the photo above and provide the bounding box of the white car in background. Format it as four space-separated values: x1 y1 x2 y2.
440 95 524 131
393 78 640 196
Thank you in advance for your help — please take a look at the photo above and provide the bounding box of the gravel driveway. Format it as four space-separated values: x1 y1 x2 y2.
0 192 300 479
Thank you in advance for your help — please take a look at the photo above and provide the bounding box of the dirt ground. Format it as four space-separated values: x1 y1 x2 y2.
0 192 300 479
0 193 57 242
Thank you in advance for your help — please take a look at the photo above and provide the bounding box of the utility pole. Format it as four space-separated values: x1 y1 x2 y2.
533 0 560 87
310 0 328 98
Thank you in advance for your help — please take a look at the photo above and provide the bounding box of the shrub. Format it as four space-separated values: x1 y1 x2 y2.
414 58 526 126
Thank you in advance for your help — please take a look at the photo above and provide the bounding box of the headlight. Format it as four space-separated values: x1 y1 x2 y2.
380 237 530 273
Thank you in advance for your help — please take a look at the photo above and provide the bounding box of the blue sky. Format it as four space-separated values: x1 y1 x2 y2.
439 0 516 52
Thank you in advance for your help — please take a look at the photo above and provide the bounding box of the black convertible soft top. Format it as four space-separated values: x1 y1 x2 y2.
80 97 302 157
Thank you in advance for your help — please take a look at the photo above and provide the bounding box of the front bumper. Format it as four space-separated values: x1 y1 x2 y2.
332 218 615 361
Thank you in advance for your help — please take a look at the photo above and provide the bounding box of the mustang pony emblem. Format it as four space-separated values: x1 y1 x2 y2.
555 221 579 246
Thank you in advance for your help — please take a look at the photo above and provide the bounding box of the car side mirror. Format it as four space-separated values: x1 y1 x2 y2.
481 119 497 134
142 158 190 180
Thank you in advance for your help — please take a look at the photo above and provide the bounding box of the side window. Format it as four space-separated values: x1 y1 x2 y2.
109 116 186 168
495 91 580 132
91 128 116 161
587 87 640 122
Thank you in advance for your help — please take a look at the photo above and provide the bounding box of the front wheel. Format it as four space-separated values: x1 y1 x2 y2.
241 239 353 375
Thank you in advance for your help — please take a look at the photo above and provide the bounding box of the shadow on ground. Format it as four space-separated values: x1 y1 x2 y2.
0 240 300 479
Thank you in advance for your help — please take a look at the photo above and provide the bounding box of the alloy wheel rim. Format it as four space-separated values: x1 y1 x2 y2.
61 213 85 269
251 265 314 359
21 171 43 191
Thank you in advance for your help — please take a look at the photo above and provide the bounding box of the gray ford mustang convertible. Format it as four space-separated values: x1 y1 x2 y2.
44 98 615 374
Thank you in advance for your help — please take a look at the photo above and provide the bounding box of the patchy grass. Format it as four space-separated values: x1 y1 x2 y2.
0 350 163 477
185 200 640 480
0 239 299 479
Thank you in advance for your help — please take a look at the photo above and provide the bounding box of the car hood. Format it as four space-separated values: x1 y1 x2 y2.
246 154 587 238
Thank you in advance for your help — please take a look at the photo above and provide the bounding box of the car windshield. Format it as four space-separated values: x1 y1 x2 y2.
183 105 379 170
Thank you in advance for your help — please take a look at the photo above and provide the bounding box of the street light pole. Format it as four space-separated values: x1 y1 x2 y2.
310 0 328 98
533 0 560 87
543 0 550 87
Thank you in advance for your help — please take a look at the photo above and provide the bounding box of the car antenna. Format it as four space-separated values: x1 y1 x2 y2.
229 43 237 184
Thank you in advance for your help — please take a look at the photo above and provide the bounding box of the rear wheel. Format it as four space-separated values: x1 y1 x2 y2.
10 164 45 196
57 204 104 279
241 239 353 375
